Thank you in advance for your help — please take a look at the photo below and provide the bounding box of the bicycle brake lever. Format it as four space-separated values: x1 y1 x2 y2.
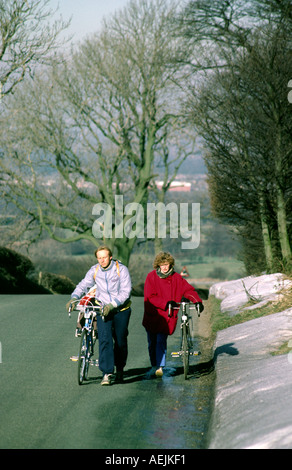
196 304 201 317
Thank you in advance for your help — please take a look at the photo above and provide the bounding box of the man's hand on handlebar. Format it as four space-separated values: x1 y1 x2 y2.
103 303 115 317
66 298 79 313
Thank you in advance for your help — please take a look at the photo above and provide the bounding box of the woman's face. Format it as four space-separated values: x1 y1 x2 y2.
159 263 170 274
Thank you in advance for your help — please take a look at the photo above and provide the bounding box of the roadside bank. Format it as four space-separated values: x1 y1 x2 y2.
206 274 292 449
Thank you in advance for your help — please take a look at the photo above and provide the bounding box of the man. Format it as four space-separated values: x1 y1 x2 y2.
66 246 132 385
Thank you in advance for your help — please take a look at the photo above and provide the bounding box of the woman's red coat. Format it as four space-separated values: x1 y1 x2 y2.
142 270 202 335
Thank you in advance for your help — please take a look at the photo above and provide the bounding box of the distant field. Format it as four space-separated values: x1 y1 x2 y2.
128 254 246 286
33 251 246 287
176 256 246 282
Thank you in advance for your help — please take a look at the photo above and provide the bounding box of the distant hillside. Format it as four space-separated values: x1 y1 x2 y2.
0 247 75 295
179 154 206 175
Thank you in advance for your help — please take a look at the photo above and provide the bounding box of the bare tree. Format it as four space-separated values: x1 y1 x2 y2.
149 124 196 252
0 0 195 265
0 0 69 99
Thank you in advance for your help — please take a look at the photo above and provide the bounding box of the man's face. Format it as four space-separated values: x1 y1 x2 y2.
96 250 112 268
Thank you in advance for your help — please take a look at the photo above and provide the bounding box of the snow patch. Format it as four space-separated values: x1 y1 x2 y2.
210 273 291 316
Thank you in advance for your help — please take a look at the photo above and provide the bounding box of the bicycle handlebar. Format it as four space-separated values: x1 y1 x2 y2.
168 301 201 318
68 299 104 318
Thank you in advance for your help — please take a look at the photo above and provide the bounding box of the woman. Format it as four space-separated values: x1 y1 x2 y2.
142 251 203 377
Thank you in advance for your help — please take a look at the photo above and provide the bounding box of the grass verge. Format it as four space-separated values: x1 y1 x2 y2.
270 341 292 357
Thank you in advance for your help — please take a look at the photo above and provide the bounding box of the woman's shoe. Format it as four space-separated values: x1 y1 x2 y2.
155 367 163 377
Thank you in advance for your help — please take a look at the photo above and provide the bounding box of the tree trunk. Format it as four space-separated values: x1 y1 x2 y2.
276 185 291 264
114 236 136 266
259 194 274 272
274 127 291 265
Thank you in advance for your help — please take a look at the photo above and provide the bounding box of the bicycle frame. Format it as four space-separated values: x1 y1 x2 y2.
170 301 201 379
69 299 104 385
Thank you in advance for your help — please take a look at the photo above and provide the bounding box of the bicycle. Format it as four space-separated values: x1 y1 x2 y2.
68 298 104 385
170 301 201 379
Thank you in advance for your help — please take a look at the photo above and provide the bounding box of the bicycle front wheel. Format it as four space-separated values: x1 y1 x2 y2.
182 323 189 379
77 330 89 385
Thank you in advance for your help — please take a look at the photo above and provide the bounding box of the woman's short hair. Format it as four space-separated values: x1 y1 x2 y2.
153 251 175 269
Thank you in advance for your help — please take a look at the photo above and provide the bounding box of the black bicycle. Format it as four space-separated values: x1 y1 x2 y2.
170 301 201 379
69 299 104 385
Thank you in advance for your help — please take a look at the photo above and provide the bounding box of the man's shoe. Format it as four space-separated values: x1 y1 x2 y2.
101 374 112 386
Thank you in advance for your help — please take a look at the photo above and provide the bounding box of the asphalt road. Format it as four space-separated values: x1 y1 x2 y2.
0 295 214 450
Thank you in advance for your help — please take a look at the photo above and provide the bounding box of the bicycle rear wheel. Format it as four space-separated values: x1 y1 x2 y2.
182 323 189 379
77 330 89 385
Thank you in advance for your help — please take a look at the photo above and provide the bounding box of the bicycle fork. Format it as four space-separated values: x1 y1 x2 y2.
171 322 195 357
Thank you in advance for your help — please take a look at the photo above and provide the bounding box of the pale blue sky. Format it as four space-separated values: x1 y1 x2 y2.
50 0 130 42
